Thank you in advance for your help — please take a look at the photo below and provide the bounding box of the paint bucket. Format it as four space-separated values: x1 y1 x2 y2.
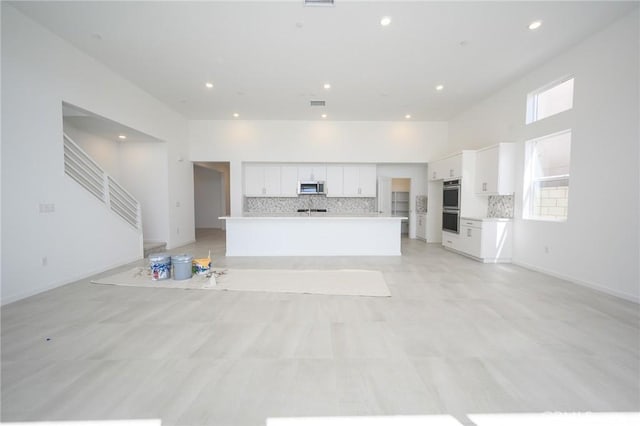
171 254 193 280
192 250 211 275
149 254 171 281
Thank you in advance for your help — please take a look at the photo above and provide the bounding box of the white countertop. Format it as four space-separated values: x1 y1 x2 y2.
221 214 408 220
461 216 513 222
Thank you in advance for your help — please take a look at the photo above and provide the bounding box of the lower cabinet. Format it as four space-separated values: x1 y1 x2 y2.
442 230 461 251
443 218 512 263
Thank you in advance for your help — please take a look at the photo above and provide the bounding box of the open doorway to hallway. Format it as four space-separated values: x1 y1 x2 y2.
193 162 230 233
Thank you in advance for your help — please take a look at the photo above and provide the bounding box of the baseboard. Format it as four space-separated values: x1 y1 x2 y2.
512 260 640 304
1 254 143 306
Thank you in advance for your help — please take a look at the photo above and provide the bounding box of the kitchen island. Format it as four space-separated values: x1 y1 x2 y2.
220 214 407 256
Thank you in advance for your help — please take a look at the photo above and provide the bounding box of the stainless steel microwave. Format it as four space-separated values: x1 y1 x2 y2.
298 181 326 195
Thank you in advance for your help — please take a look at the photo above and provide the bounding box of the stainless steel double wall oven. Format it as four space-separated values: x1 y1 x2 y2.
442 179 461 234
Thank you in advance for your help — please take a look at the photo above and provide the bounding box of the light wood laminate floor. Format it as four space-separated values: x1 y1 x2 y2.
2 229 639 425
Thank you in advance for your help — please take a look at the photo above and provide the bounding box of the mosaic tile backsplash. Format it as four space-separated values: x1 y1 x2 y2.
245 195 377 214
416 195 427 213
487 195 514 218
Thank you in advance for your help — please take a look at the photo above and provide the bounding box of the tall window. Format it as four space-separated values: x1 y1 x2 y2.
524 130 572 221
526 77 574 124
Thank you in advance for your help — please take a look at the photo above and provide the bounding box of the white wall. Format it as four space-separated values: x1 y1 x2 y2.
189 120 448 215
194 166 225 229
118 140 170 243
448 11 639 301
1 5 193 304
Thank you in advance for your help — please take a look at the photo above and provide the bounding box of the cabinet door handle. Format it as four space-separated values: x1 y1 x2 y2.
482 182 487 192
467 228 471 237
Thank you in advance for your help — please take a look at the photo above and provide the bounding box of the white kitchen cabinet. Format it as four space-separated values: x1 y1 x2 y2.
245 165 266 196
244 164 281 196
298 165 326 182
263 166 281 195
445 217 513 263
325 166 344 197
358 165 377 196
429 158 444 181
342 165 377 197
429 153 462 180
442 231 461 251
280 166 299 197
475 143 516 195
416 213 427 241
460 218 482 258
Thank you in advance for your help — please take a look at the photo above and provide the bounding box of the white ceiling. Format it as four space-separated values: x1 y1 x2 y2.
11 1 638 121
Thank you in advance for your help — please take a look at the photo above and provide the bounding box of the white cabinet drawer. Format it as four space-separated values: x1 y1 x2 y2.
442 231 459 250
461 218 481 228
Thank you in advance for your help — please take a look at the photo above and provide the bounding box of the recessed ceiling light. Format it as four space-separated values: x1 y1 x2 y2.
118 135 127 140
205 82 214 89
405 114 411 119
435 84 444 91
529 20 542 30
380 16 391 27
323 83 331 90
321 114 327 119
233 113 239 118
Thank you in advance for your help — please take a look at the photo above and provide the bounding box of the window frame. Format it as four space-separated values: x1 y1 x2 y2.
526 75 574 124
523 129 572 222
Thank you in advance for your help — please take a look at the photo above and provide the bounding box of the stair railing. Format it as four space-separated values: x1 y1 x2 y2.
63 132 142 231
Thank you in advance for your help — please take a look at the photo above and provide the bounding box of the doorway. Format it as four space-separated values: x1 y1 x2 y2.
391 178 410 235
193 162 230 231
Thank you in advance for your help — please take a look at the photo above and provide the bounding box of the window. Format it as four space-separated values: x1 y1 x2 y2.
524 130 571 221
526 77 574 124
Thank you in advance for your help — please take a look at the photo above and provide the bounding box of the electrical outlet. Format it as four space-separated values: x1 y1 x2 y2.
544 246 550 254
39 203 55 213
42 256 48 266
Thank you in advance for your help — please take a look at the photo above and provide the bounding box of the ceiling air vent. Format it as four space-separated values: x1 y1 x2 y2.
310 100 326 107
304 0 335 6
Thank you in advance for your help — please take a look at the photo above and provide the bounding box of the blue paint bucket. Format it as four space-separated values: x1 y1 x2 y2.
171 254 193 281
149 254 171 280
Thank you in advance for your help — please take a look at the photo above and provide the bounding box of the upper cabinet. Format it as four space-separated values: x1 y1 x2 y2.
327 164 376 197
297 165 326 182
245 163 376 198
325 166 344 197
429 153 462 181
245 164 282 196
280 166 299 197
342 165 377 197
475 143 516 195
